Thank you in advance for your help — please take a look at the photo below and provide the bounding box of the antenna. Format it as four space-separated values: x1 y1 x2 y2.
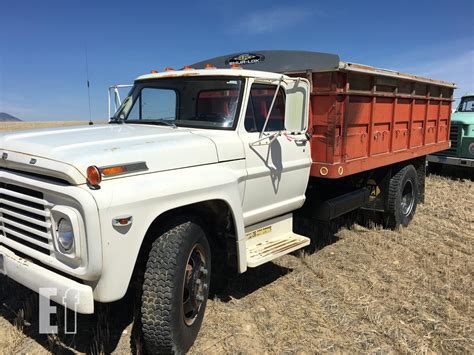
85 44 93 125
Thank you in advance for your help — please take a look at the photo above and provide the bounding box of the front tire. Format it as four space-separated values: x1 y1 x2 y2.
141 219 211 354
384 165 419 229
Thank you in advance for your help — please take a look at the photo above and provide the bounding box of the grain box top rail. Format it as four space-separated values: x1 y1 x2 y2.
192 50 456 88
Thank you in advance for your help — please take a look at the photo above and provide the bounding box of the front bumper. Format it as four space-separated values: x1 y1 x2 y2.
427 155 474 167
0 245 94 314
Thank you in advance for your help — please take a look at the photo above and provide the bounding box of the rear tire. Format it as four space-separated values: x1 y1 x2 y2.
384 165 419 229
141 219 211 354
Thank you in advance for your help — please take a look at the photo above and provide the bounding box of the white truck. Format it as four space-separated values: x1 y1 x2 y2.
0 51 454 353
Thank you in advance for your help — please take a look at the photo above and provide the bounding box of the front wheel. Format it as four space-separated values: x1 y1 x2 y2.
141 219 211 354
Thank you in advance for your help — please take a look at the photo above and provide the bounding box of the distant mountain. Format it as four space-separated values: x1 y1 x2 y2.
0 113 22 122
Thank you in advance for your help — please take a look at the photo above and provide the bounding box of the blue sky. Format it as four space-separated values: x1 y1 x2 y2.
1 0 473 121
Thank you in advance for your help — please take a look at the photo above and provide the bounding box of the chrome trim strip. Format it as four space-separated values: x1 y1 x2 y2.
99 161 148 177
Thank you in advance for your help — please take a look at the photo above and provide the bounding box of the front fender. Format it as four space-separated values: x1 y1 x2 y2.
88 160 247 302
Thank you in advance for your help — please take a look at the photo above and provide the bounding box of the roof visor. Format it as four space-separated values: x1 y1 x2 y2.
192 50 340 73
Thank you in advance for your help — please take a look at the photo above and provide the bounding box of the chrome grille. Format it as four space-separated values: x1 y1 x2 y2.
0 182 53 254
436 124 459 156
450 125 459 150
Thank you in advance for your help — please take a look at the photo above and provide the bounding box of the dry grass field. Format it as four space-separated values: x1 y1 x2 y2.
0 121 92 132
0 122 472 354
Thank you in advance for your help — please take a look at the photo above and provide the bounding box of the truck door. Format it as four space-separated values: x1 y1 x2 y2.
239 78 311 226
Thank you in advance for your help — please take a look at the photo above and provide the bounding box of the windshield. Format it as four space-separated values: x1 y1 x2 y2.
114 77 244 129
457 96 474 112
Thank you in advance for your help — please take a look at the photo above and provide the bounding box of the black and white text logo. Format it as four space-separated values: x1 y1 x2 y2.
225 53 265 65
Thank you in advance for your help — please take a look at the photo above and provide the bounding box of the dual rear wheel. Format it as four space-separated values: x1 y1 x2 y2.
384 164 419 228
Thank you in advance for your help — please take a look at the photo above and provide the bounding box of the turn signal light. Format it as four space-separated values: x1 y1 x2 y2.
102 165 126 176
117 217 130 225
183 65 194 70
230 63 241 69
205 63 216 69
164 67 175 71
86 166 102 186
150 70 158 74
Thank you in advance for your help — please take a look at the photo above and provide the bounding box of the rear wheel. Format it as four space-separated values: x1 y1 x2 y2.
384 165 419 229
141 219 211 354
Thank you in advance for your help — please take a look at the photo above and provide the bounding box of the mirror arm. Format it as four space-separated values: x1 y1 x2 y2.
259 75 284 139
250 131 280 146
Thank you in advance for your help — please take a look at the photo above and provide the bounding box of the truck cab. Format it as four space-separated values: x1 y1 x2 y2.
115 69 311 224
427 93 474 170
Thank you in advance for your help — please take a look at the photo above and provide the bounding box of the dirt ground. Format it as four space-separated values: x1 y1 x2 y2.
0 122 472 354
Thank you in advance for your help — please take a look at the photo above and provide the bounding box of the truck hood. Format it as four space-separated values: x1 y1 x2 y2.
452 111 474 125
0 124 226 184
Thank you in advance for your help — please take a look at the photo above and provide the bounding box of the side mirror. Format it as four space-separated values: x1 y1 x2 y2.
108 84 133 121
284 79 309 133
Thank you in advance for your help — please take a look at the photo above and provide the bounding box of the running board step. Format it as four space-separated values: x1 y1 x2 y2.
246 233 310 268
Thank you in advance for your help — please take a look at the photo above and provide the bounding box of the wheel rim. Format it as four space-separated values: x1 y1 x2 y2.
182 243 208 326
401 180 415 216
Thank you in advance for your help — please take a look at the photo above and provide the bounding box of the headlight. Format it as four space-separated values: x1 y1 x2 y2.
57 218 74 252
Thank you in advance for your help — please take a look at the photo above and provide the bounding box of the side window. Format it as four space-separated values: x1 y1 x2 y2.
127 88 177 120
245 84 285 132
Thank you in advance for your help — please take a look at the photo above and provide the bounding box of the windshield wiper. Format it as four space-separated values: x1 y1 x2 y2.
144 119 177 128
109 117 124 124
154 119 177 128
124 119 178 129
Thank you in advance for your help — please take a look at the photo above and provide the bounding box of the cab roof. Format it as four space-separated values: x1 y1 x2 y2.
136 68 290 82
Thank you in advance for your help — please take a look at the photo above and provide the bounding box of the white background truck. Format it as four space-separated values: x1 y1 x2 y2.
0 51 454 353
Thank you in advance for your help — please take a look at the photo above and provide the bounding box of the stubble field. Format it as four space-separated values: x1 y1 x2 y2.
0 122 472 353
